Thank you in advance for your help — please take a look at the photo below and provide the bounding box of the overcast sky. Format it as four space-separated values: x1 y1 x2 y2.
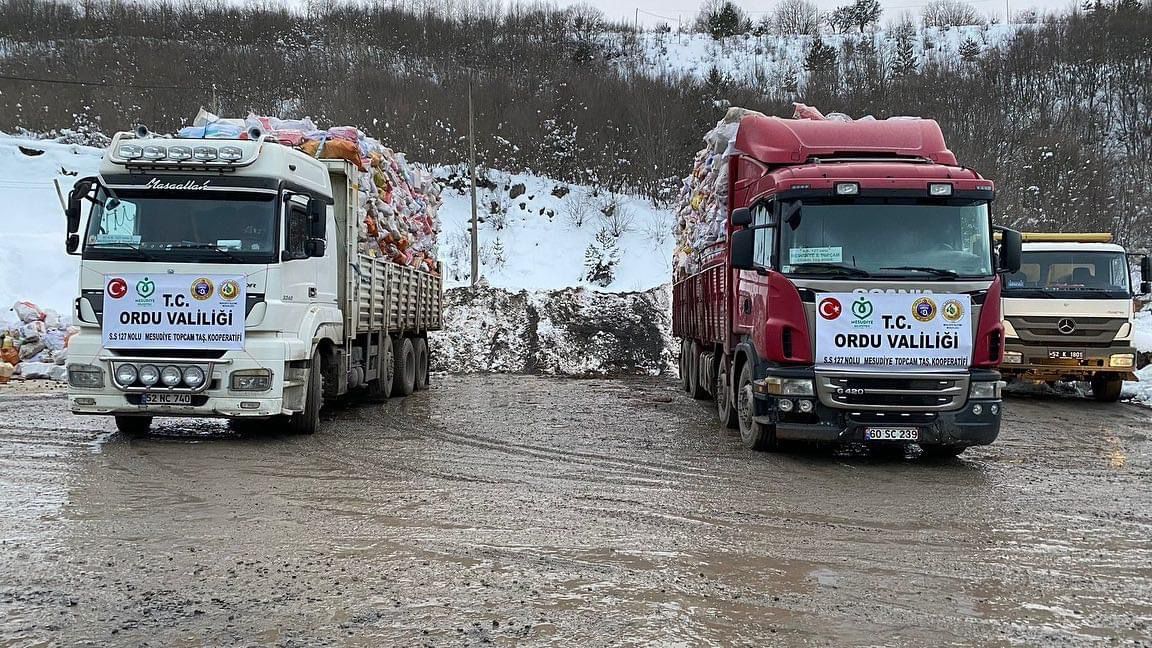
578 0 1081 27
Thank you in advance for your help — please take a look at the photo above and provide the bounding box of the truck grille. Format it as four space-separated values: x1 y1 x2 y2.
816 373 969 411
1006 316 1126 346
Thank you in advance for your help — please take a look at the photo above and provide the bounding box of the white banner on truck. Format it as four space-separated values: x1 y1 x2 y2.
815 293 972 372
102 274 246 350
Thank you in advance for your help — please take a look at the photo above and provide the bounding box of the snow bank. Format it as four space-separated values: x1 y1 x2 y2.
0 134 103 314
1123 307 1152 404
431 284 674 375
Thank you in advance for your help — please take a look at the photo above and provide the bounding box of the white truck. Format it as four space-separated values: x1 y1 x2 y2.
1001 233 1149 402
63 128 442 435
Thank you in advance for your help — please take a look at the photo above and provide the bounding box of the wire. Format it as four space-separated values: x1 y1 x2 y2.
0 73 213 92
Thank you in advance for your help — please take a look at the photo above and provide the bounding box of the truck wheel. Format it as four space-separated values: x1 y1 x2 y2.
391 337 416 397
715 359 738 429
115 416 152 437
1091 376 1124 403
736 362 776 451
920 445 966 460
689 342 710 401
413 337 429 391
679 340 691 393
288 351 322 435
366 335 394 401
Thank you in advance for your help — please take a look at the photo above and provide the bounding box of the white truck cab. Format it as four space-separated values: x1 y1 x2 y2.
64 129 441 435
1000 233 1150 401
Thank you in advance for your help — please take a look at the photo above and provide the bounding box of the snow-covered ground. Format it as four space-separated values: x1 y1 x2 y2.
1122 308 1152 404
624 25 1023 86
0 135 102 313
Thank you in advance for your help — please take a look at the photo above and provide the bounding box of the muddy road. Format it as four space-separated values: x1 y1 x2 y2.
1 376 1151 647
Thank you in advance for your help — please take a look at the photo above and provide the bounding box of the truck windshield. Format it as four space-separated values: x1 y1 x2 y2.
1004 251 1131 299
83 190 277 264
778 199 993 279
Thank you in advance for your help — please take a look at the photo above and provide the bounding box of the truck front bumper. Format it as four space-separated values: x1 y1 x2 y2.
1001 340 1138 381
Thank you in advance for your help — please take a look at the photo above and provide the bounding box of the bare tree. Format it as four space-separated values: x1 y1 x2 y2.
772 0 820 36
922 0 984 27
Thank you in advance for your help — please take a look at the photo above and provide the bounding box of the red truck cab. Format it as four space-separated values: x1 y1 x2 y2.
673 114 1023 457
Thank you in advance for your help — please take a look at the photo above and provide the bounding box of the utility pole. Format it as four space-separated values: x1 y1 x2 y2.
468 73 479 287
635 8 639 31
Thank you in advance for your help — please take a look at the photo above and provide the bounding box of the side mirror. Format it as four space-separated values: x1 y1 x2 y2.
305 238 327 258
308 199 327 239
66 233 81 255
731 228 756 271
997 227 1022 275
731 207 752 227
65 177 95 234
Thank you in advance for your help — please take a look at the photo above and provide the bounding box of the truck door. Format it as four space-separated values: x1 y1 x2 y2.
733 200 775 337
281 195 319 304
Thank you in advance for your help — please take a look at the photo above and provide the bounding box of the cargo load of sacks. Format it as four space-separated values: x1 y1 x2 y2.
0 301 78 383
672 103 886 279
177 110 441 274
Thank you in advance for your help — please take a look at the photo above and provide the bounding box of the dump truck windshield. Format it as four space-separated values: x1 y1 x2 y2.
779 199 993 279
83 191 278 264
1004 251 1131 299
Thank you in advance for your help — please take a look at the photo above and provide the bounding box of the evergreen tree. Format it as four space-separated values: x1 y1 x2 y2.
959 37 980 62
804 40 839 72
891 34 917 77
583 227 620 287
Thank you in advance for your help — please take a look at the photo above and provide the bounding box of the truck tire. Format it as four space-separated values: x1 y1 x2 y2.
1091 376 1124 403
115 416 152 437
366 335 394 401
413 337 429 391
287 351 322 435
391 337 416 397
679 340 692 393
689 341 710 401
736 362 776 451
715 359 738 429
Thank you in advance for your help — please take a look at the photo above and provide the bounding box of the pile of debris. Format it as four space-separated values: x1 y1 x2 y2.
1 301 77 383
177 110 441 273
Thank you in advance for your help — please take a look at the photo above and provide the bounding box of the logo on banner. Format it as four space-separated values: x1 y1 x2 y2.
912 297 938 322
818 297 842 320
219 280 240 301
942 299 964 323
107 278 128 299
851 297 874 320
190 277 215 301
135 277 155 299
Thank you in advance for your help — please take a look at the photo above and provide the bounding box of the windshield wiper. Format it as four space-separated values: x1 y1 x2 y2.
167 243 244 263
789 262 871 277
89 242 154 261
880 266 959 279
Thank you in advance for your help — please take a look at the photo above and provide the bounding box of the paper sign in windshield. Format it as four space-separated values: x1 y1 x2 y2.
102 273 246 350
815 292 972 372
789 246 843 265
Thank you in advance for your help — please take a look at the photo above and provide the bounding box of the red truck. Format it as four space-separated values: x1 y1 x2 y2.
673 114 1023 457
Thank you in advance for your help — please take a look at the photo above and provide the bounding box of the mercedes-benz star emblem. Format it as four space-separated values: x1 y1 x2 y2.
1057 318 1077 334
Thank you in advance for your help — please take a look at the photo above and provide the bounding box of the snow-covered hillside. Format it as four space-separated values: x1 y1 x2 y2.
625 25 1022 86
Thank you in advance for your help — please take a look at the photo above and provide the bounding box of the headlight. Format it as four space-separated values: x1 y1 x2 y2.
141 145 167 160
117 143 143 159
167 145 193 161
969 381 1002 400
160 365 183 387
193 146 218 161
1003 351 1023 364
754 376 814 397
68 364 104 388
219 146 243 161
114 363 139 386
138 364 160 387
182 366 206 388
1109 354 1135 368
231 369 272 392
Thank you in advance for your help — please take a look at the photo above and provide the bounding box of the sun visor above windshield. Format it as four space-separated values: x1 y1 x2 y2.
734 115 957 166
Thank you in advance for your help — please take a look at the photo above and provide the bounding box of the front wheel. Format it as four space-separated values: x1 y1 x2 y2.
1090 376 1124 403
715 359 738 429
287 351 322 435
115 416 152 437
735 362 776 451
